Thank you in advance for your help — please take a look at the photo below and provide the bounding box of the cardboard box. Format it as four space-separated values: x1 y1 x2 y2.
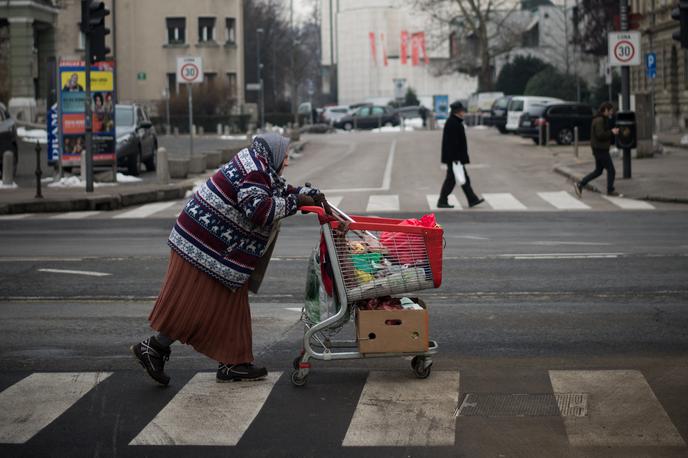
356 298 429 354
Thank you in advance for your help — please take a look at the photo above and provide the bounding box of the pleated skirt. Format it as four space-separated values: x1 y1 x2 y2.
148 251 253 364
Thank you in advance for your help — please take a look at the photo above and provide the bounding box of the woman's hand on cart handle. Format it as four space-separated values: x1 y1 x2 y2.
297 194 316 208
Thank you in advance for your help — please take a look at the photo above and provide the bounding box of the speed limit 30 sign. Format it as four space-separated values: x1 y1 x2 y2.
176 56 204 84
608 32 641 66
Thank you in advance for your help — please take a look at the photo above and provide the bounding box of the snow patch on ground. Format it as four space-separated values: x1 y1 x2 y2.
220 135 250 141
116 173 143 183
17 127 48 145
46 174 139 188
0 182 18 189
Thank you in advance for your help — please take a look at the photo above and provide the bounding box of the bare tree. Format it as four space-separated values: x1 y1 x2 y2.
413 0 526 91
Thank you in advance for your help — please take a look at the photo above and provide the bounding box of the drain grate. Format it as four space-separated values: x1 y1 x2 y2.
456 393 588 417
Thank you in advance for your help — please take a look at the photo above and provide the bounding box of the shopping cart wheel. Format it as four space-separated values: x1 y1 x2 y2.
291 370 308 387
411 356 432 379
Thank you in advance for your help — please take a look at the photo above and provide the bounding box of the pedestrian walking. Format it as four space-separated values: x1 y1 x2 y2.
131 133 325 386
574 102 621 198
419 105 428 128
437 101 484 209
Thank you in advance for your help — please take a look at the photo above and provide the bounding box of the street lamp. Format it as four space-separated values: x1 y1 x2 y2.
256 28 264 131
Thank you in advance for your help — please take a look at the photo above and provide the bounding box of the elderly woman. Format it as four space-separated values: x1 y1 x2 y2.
132 133 322 385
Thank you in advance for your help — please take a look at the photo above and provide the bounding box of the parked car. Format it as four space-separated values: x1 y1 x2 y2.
333 105 400 130
486 96 512 133
518 103 594 145
115 104 157 176
505 96 563 132
0 103 18 178
321 105 350 125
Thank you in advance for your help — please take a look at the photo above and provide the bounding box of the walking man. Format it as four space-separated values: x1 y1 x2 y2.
437 101 484 208
574 102 621 197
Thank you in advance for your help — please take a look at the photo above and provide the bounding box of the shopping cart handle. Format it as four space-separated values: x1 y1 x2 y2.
299 205 325 216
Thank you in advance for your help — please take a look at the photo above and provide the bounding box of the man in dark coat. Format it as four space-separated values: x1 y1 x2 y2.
437 101 484 208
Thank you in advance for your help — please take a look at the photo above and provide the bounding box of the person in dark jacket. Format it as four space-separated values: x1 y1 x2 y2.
437 101 484 208
575 101 621 197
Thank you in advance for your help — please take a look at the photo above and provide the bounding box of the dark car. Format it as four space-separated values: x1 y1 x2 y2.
116 104 157 175
487 96 512 133
517 103 594 145
334 105 400 130
0 103 18 177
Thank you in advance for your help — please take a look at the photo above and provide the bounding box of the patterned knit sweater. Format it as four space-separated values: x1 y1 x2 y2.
168 140 306 289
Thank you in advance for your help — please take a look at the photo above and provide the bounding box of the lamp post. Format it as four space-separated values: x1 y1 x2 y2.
256 28 264 131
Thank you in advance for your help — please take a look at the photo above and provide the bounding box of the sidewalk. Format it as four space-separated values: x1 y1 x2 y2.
552 145 688 203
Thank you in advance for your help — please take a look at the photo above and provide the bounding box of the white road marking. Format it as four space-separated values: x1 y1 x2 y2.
323 140 396 193
130 372 280 446
504 253 621 260
38 268 112 277
325 196 343 208
366 195 399 212
549 370 685 447
529 241 611 246
537 191 591 210
602 195 655 210
50 211 101 219
0 214 32 220
482 193 527 210
112 201 178 219
426 194 462 211
343 371 459 446
0 372 112 444
284 307 302 312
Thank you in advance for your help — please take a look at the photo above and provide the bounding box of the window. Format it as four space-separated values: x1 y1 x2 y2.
371 106 386 116
205 72 217 86
227 72 238 99
356 107 370 117
78 31 85 50
199 17 216 43
663 47 667 90
166 17 186 45
167 73 177 95
225 18 236 44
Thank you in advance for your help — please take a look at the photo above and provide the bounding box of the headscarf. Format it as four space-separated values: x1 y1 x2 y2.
253 133 290 172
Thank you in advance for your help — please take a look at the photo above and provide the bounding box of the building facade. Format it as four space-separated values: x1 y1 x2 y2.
630 0 687 133
0 0 245 120
321 0 477 106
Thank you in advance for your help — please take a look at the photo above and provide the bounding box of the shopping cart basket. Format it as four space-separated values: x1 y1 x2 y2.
290 202 443 386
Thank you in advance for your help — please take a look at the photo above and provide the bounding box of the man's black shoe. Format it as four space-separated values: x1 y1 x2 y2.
217 363 268 382
468 198 485 208
131 337 171 386
436 201 454 209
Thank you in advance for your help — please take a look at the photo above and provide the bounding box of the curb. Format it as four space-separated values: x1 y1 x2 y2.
0 178 197 215
553 165 688 204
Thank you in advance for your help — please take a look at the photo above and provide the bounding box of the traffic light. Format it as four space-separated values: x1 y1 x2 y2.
673 0 688 49
80 0 110 62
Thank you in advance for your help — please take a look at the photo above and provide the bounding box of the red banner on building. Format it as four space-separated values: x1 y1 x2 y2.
419 32 429 64
400 31 408 65
369 32 377 65
411 33 420 66
380 33 388 66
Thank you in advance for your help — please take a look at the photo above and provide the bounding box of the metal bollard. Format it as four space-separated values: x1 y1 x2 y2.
574 126 579 158
35 141 43 198
156 147 170 184
353 115 358 130
539 123 544 147
545 122 550 147
2 150 14 186
377 115 382 130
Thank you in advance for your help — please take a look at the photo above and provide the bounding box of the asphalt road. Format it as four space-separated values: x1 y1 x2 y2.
0 128 687 457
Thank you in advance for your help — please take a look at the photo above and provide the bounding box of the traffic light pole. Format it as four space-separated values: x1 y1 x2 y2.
85 34 94 192
620 0 631 178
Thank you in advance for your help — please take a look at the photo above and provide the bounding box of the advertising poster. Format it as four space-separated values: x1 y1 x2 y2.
433 95 449 120
58 59 116 165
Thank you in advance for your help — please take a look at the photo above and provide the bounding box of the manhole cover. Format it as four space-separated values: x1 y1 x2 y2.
457 393 588 417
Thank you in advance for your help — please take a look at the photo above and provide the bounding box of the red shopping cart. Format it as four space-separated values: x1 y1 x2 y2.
291 202 443 386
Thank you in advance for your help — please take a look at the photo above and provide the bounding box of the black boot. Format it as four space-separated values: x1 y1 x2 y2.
217 363 268 382
131 336 171 386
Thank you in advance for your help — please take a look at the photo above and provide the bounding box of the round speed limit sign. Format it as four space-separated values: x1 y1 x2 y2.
180 63 199 82
608 32 641 66
176 56 204 84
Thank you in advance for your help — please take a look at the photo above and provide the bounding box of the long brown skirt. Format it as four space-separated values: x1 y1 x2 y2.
148 251 253 364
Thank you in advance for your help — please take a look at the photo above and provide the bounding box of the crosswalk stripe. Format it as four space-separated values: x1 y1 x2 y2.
0 372 112 444
0 214 32 220
549 370 685 447
342 371 459 447
602 195 655 210
130 372 281 446
366 195 399 212
537 191 591 210
482 193 527 210
112 201 178 219
426 194 462 211
326 195 343 208
50 211 101 219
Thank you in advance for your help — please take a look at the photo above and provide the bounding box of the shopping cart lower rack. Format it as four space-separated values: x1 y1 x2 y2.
290 203 443 386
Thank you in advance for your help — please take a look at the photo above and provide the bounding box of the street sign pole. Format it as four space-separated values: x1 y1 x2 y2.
188 84 194 157
620 0 631 178
85 33 94 192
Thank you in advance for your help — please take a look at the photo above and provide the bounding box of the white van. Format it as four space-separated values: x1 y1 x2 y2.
505 96 563 131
